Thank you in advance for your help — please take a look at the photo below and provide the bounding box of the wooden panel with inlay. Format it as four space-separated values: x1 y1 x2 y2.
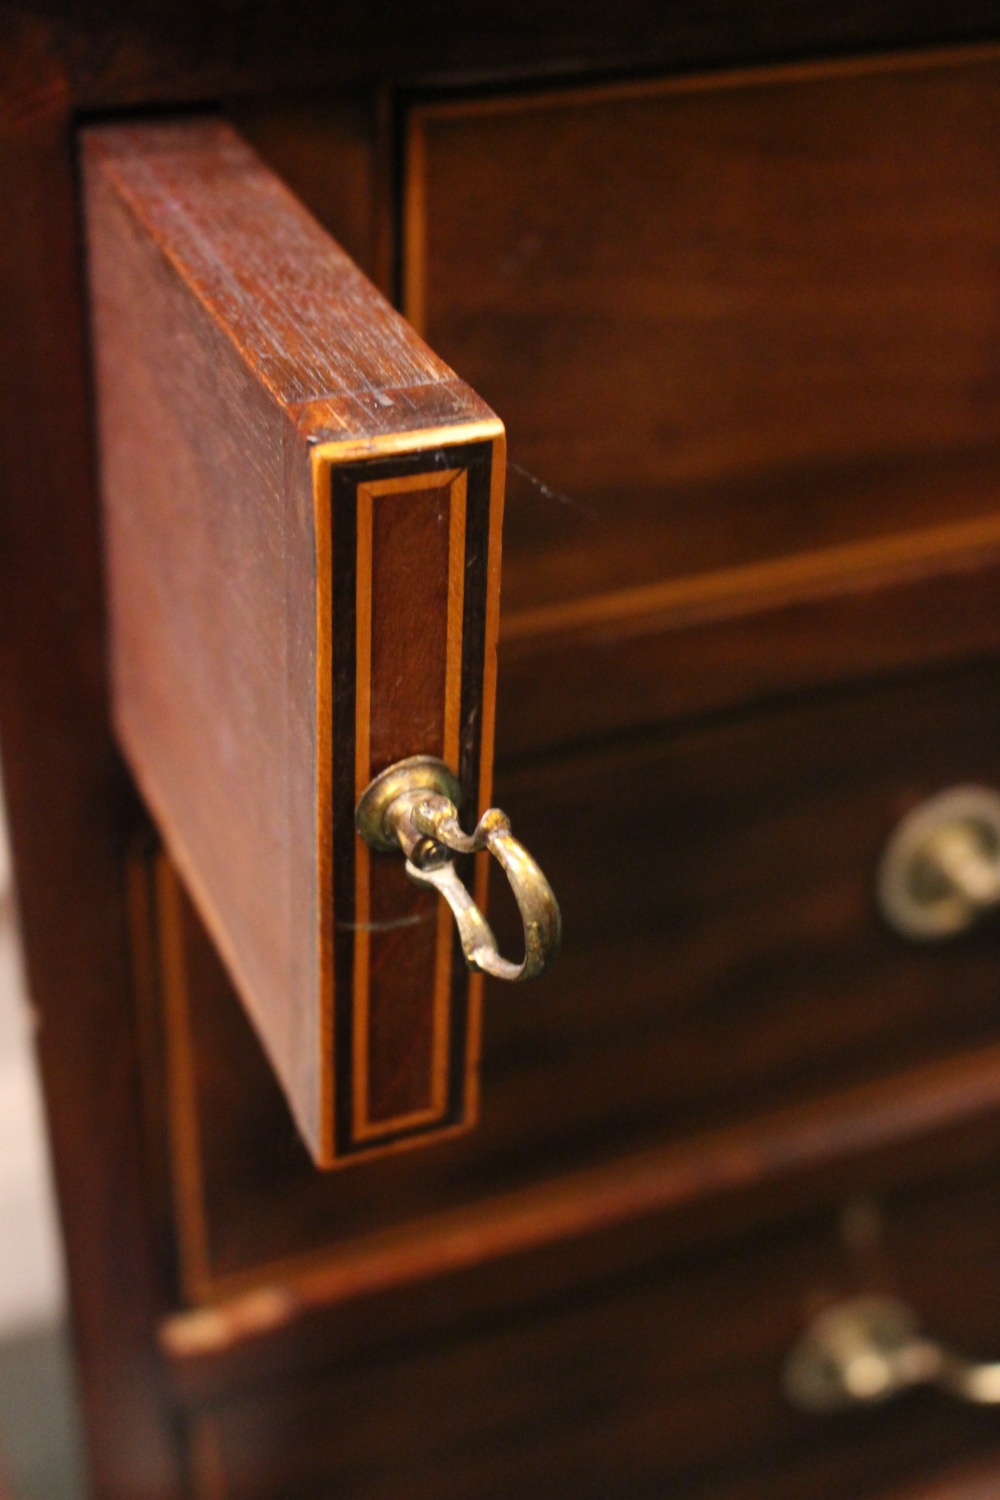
187 1141 1000 1500
406 50 1000 754
330 452 497 1156
83 117 505 1165
408 50 1000 611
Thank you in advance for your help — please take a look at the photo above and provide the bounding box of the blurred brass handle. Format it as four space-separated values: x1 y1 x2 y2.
784 1295 1000 1412
879 785 1000 940
356 756 561 982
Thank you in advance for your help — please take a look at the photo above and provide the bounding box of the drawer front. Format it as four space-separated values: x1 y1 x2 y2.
190 1146 1000 1500
140 661 1000 1291
409 48 1000 607
403 50 1000 754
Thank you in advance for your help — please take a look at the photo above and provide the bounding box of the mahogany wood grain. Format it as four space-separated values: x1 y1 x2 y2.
159 1045 1000 1372
496 546 1000 754
159 1043 1000 1415
83 118 504 1164
7 12 1000 1500
231 93 390 292
406 52 1000 752
0 63 183 1500
190 1147 1000 1499
409 53 1000 608
135 662 1000 1292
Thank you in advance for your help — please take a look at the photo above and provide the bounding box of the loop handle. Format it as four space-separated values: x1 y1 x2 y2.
355 757 561 982
785 1294 1000 1412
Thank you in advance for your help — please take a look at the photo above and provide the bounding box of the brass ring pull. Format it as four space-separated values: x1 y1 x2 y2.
355 756 561 982
879 785 1000 940
784 1295 1000 1412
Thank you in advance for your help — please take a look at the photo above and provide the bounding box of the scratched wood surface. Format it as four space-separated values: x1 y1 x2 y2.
83 118 503 1164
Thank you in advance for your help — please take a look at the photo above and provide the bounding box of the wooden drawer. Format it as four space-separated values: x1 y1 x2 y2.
398 50 1000 754
188 1141 1000 1499
138 659 1000 1293
409 52 1000 605
83 118 517 1168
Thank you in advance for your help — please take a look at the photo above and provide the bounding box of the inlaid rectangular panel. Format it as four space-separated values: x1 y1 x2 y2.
83 118 505 1165
326 451 498 1157
405 48 1000 751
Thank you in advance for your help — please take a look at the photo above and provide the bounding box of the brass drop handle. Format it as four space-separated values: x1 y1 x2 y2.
356 756 561 982
878 785 1000 940
784 1295 1000 1411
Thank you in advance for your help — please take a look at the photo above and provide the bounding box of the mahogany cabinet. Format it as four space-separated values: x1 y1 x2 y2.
7 6 1000 1498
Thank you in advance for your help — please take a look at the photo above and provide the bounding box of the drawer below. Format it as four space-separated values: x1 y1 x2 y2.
189 1148 1000 1500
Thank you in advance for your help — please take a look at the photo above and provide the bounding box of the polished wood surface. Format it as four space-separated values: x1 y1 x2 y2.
497 550 1000 754
410 52 1000 608
84 118 503 1164
190 1147 1000 1500
231 94 390 293
159 1045 1000 1392
407 53 1000 754
0 75 182 1500
135 662 1000 1296
6 1 1000 109
7 10 1000 1500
